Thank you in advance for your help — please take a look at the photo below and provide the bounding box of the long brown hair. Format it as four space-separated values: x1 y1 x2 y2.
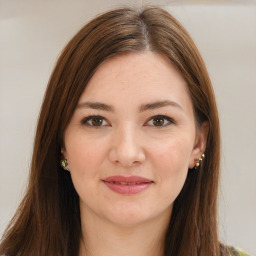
0 6 223 256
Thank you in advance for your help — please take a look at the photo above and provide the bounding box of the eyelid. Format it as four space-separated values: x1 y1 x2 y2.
80 114 174 128
81 115 110 127
144 115 175 127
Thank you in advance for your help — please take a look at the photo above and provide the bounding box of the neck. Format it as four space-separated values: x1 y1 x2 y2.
78 209 170 256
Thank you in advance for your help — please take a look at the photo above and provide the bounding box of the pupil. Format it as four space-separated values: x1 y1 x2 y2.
153 118 164 126
92 117 103 126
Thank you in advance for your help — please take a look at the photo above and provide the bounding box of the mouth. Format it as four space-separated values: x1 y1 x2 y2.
105 181 151 185
102 176 154 195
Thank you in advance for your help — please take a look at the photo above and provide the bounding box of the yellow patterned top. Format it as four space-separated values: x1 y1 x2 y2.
228 246 250 256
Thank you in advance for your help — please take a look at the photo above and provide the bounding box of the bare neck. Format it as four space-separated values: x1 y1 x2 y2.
78 211 170 256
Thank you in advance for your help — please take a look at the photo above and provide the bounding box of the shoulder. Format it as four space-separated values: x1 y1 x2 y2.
227 246 250 256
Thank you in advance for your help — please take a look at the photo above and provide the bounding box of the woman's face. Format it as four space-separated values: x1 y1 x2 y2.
62 52 207 227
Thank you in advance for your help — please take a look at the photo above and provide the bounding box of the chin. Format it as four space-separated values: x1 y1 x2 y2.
100 204 153 227
108 214 151 227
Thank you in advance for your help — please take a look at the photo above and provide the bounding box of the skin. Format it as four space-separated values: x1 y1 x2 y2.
62 52 208 256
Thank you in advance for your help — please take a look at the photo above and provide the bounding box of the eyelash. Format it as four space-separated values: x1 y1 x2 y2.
81 115 175 128
81 115 109 128
145 115 175 127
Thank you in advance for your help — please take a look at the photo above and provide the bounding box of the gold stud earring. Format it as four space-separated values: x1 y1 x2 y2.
195 153 205 169
60 159 69 171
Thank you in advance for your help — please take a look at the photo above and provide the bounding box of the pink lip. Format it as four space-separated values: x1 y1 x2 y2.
102 176 153 195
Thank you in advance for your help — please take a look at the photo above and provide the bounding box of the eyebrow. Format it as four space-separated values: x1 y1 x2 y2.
76 100 183 112
76 102 114 112
139 100 183 112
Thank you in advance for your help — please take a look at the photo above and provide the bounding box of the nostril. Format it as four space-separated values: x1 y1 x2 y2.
113 159 141 168
108 132 146 167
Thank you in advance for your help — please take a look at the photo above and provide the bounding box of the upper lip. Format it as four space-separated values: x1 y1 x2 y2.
102 175 153 183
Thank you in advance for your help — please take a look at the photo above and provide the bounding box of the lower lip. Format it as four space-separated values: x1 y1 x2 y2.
103 181 153 194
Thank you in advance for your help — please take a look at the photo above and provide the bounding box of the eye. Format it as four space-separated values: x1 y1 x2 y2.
145 115 174 127
81 115 109 127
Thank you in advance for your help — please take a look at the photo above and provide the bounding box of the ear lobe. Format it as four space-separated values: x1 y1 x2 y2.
61 147 67 159
189 121 209 169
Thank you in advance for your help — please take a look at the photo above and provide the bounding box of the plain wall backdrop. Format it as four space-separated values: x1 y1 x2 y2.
0 0 255 254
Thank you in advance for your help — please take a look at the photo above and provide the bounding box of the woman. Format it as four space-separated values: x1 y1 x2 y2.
0 6 249 256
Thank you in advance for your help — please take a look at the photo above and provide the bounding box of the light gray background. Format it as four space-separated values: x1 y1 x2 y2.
0 0 255 254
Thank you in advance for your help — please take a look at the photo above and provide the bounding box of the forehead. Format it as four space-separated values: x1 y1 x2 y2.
79 52 192 112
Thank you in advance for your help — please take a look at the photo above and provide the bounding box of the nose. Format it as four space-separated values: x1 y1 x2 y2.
108 125 146 168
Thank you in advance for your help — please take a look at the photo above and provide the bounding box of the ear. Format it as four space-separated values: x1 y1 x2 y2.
61 146 68 159
188 121 209 169
60 146 70 171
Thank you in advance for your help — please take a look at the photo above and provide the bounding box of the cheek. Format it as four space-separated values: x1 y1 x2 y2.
64 137 107 198
150 136 192 171
149 137 192 196
65 134 107 174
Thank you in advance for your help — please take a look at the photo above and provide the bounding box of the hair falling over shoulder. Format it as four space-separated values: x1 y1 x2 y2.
0 6 226 256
